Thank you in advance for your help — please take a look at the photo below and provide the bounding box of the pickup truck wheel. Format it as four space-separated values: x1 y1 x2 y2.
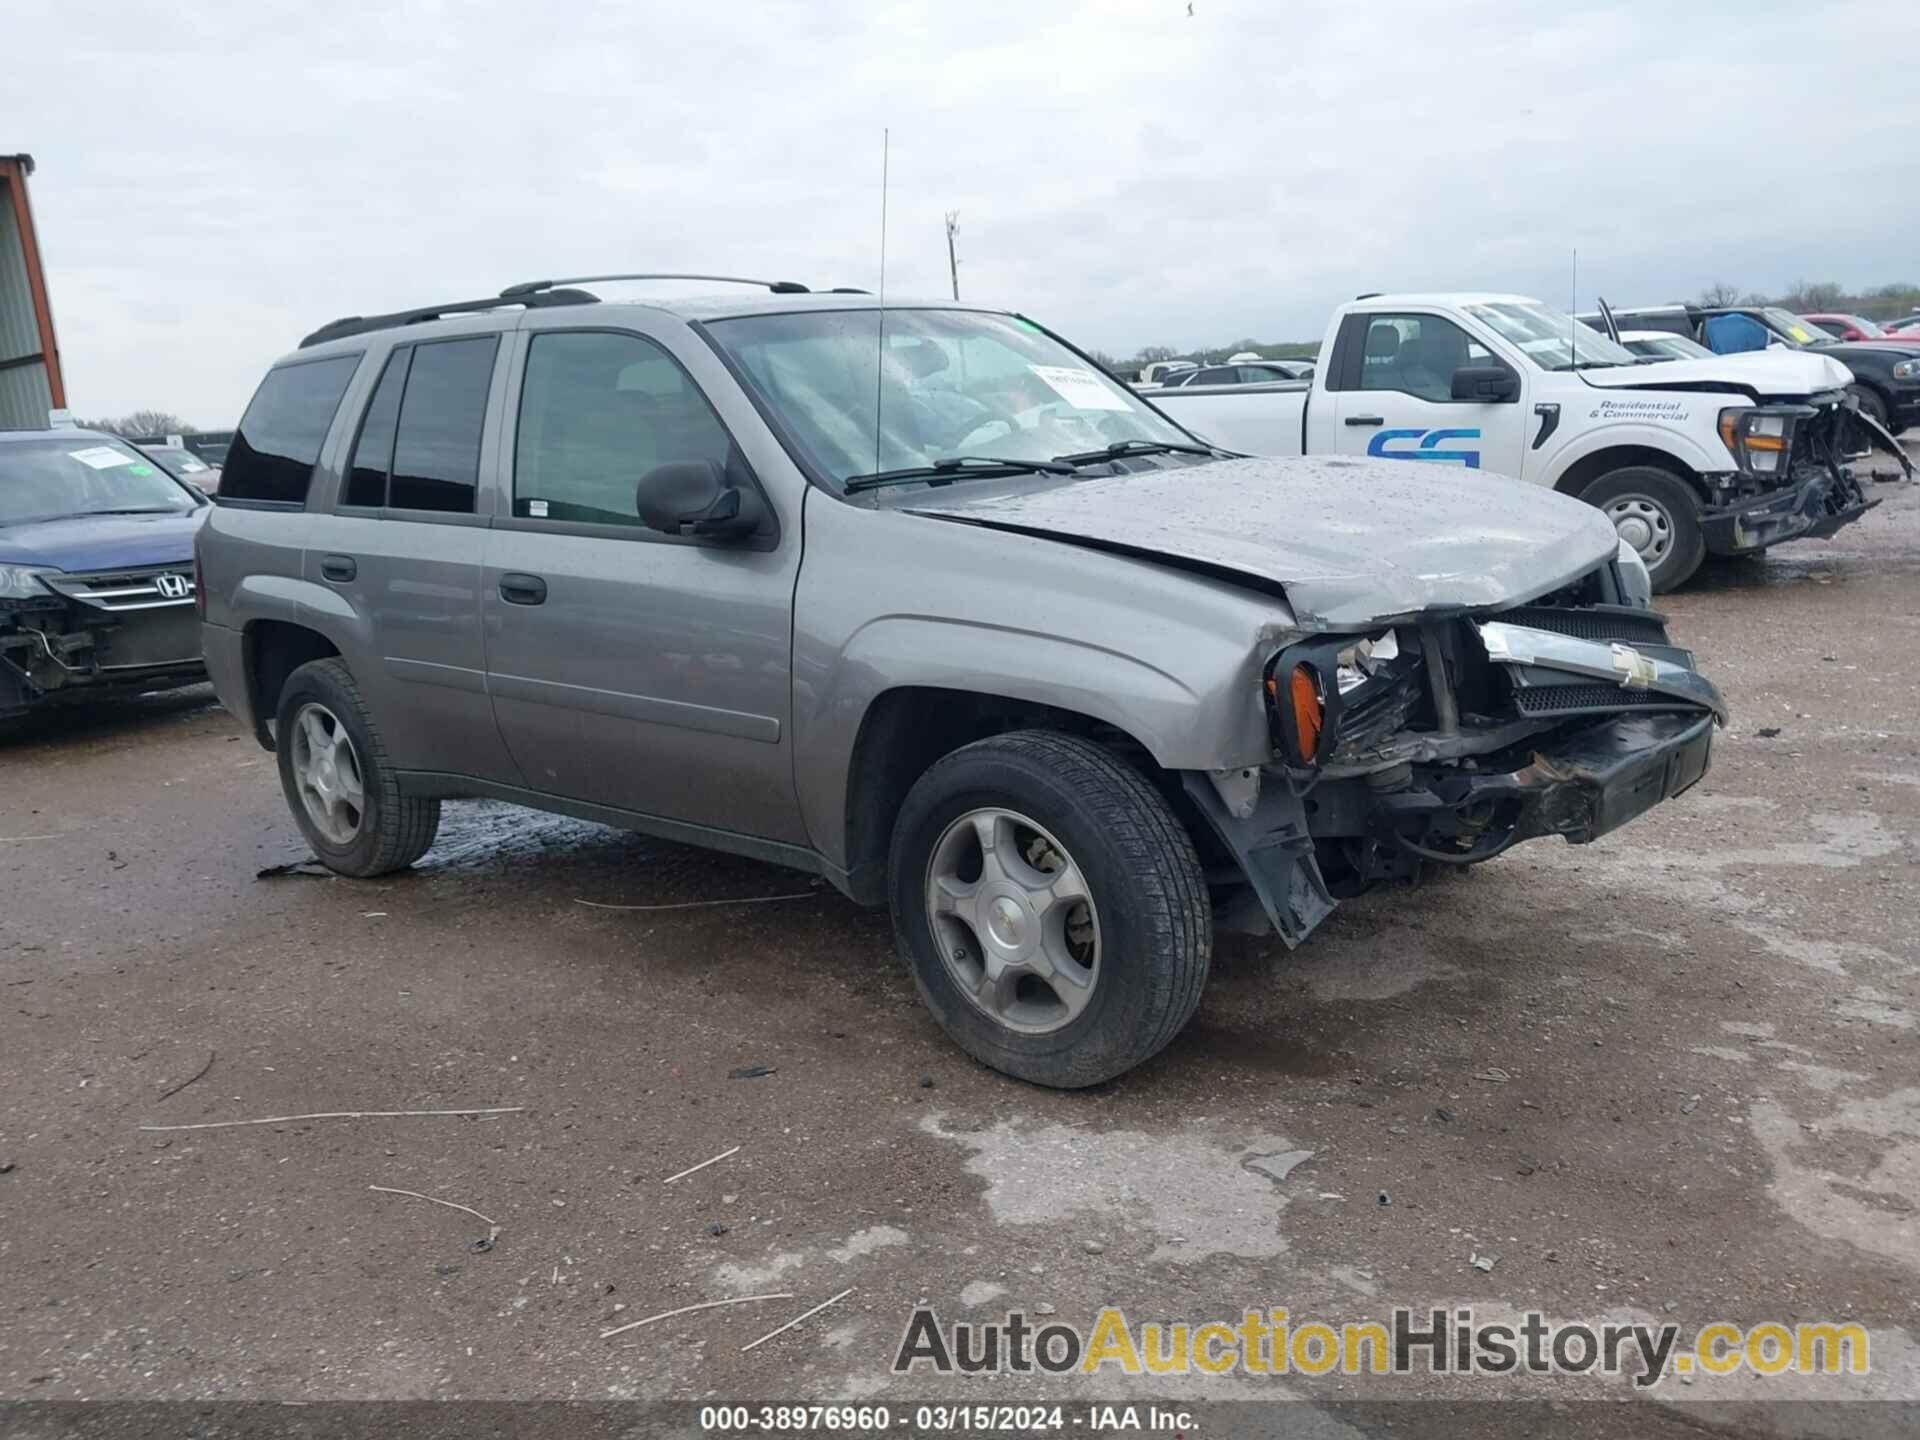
275 658 440 877
888 730 1211 1088
1581 467 1705 593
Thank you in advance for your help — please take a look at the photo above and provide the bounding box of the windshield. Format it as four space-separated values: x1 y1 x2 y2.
1463 301 1638 371
704 308 1196 486
0 437 201 526
1765 309 1831 344
149 447 210 474
1833 315 1883 337
1629 334 1713 360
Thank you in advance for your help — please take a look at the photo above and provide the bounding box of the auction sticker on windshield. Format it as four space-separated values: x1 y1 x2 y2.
1028 365 1130 411
69 446 136 469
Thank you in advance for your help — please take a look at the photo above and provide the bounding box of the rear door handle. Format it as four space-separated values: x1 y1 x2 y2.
498 572 548 606
319 554 356 582
1345 415 1385 428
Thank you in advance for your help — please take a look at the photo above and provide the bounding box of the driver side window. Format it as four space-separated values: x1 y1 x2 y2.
1356 314 1483 403
514 331 734 527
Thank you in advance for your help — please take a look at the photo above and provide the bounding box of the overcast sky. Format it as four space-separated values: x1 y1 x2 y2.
9 0 1919 422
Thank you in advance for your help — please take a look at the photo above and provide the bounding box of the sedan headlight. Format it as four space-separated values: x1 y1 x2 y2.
1614 540 1653 609
1894 359 1920 381
0 564 57 601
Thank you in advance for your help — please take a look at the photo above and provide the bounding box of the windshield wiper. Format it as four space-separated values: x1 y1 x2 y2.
1052 439 1219 466
843 456 1075 493
74 507 186 516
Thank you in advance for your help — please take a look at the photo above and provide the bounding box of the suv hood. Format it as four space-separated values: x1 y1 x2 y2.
904 455 1621 631
0 509 205 573
1581 349 1851 399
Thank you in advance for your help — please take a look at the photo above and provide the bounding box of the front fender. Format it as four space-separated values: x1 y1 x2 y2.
791 494 1297 867
1541 417 1725 487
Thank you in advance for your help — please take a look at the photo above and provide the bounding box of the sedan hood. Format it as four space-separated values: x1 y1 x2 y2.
0 509 205 573
1580 350 1852 398
904 455 1621 631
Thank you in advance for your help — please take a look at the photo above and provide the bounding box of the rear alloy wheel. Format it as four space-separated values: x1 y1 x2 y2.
1581 466 1706 593
289 702 364 845
888 730 1211 1088
275 657 440 877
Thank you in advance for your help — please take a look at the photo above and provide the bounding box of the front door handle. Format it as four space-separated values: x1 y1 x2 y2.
319 554 356 582
1345 415 1385 428
498 572 547 606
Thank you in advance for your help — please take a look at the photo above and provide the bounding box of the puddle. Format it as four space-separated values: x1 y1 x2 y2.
921 1113 1303 1262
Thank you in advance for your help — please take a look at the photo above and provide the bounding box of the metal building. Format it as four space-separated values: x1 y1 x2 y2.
1 154 65 430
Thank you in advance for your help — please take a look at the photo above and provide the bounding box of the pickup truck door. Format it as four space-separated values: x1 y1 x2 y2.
478 321 806 845
1327 310 1530 481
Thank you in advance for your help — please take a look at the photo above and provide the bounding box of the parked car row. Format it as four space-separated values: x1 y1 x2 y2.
1154 291 1910 592
1577 302 1920 436
6 272 1909 1087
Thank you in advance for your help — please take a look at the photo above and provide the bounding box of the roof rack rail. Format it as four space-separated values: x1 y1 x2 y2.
501 273 811 298
299 287 599 349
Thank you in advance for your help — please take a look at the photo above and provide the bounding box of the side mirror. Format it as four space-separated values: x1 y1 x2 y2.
634 459 763 541
1450 364 1520 403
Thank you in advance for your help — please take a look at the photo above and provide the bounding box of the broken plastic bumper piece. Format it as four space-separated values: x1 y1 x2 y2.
1475 621 1728 725
1698 466 1875 556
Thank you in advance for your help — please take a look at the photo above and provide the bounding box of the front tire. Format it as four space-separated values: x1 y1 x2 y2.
274 658 440 877
887 730 1211 1088
1580 466 1706 593
1848 384 1889 431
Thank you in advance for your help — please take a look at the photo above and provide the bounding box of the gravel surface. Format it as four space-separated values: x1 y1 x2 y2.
3 460 1917 1436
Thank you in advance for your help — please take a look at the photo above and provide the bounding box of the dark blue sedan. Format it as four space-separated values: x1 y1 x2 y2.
1 428 209 722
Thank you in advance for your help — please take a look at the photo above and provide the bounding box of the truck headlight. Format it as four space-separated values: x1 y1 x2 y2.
0 565 57 601
1614 540 1653 609
1718 405 1799 475
1894 359 1920 380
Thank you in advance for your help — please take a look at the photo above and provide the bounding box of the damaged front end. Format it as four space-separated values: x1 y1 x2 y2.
0 565 205 721
1698 394 1907 555
1184 565 1723 946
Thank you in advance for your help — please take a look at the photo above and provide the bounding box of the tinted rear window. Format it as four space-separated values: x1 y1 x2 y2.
220 356 359 504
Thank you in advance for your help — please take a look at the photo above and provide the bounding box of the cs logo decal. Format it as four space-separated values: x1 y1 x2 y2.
1366 428 1482 468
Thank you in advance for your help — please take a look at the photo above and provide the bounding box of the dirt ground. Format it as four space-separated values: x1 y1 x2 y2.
4 459 1919 1438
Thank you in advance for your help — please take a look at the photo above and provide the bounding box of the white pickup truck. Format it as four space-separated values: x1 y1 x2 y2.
1150 292 1910 591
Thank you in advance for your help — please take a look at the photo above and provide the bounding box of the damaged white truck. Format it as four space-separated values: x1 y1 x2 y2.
1152 292 1911 591
200 284 1726 1087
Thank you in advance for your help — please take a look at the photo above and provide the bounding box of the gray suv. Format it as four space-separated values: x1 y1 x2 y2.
198 274 1726 1087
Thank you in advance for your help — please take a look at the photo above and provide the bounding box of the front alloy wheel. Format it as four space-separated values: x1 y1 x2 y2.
926 807 1100 1035
888 729 1212 1088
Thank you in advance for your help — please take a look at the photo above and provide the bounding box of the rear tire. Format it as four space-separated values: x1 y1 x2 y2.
274 658 440 877
887 730 1211 1089
1579 466 1706 593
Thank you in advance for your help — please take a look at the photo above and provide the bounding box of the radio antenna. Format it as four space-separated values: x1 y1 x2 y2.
1570 246 1578 368
873 127 890 479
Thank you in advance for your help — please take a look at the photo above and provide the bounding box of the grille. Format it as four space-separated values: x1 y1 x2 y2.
43 566 197 613
1512 683 1694 718
1496 605 1669 646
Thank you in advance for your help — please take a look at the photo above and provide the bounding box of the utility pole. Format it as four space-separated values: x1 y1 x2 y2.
944 211 960 301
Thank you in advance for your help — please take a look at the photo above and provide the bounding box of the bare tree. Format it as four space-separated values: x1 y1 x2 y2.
1697 282 1742 307
1781 280 1844 311
82 410 197 438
